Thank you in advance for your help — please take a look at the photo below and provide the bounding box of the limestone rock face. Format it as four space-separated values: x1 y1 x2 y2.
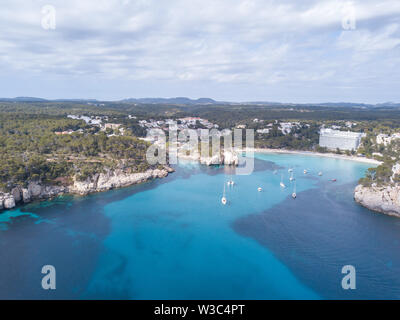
178 149 239 166
164 166 175 173
70 168 170 195
198 151 239 166
22 188 31 203
28 182 42 197
199 154 221 166
0 183 67 210
3 195 16 209
11 187 22 203
223 151 239 166
0 167 172 211
354 184 400 218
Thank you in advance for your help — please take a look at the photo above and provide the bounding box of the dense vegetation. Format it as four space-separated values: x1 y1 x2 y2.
358 137 400 187
2 101 400 190
252 123 320 150
0 112 153 190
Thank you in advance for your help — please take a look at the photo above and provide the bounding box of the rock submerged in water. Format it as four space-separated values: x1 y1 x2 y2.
354 184 400 218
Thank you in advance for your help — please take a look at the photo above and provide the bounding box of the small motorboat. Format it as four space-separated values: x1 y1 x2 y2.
331 179 337 182
318 171 323 176
258 187 262 192
303 169 308 174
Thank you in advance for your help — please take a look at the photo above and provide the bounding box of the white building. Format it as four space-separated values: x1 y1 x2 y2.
376 133 400 146
257 129 270 134
319 129 366 151
279 122 293 135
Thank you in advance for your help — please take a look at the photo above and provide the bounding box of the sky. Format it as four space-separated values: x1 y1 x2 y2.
0 0 399 103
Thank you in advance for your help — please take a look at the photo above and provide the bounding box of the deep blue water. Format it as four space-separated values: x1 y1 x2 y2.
0 153 399 299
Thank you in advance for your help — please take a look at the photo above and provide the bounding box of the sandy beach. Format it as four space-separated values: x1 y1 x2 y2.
175 148 382 166
174 148 382 165
246 148 382 165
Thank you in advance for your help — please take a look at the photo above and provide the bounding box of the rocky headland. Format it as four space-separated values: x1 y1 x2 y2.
177 150 240 166
354 184 400 218
0 166 174 211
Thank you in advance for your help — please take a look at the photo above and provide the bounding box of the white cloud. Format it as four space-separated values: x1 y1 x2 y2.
0 0 399 102
338 23 400 52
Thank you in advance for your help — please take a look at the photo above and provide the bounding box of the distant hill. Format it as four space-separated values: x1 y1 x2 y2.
121 97 224 105
374 102 400 109
0 97 101 103
0 97 48 102
0 96 399 108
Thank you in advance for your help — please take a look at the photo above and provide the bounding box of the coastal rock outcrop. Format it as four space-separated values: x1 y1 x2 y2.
223 151 239 165
22 188 31 203
4 196 16 209
11 187 22 203
199 154 221 166
0 194 16 209
69 168 170 195
180 150 239 166
0 166 173 211
354 184 400 218
28 182 42 197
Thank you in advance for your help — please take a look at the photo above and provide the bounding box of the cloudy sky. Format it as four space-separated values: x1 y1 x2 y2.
0 0 399 103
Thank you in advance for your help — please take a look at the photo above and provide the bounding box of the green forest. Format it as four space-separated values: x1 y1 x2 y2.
2 101 400 191
0 111 153 191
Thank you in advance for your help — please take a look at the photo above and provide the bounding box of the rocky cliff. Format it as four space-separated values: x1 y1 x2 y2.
354 184 400 218
69 167 171 195
0 167 173 210
179 150 239 166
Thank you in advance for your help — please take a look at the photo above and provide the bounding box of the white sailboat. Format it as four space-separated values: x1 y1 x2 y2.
280 174 286 188
318 171 323 176
258 187 263 192
303 169 308 174
288 168 293 173
221 184 227 205
227 176 235 186
292 181 297 199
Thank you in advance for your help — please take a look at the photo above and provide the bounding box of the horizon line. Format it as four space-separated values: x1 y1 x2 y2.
0 96 398 106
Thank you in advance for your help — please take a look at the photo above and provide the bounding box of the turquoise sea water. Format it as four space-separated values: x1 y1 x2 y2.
1 153 400 299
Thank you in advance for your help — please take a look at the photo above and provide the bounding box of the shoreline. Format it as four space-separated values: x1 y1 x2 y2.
0 167 174 212
1 149 381 213
246 148 382 165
